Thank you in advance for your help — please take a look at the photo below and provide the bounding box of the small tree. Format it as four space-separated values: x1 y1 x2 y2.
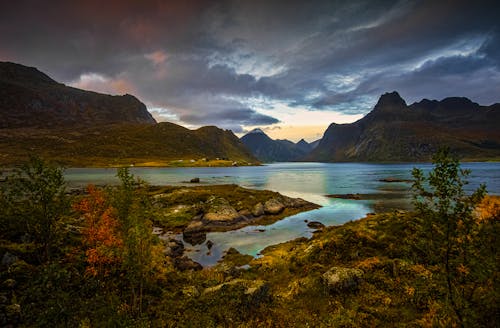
0 156 69 262
73 185 123 278
112 168 161 316
412 148 486 326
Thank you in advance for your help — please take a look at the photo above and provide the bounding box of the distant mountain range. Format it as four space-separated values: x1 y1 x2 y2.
306 92 500 162
0 62 256 166
240 128 319 162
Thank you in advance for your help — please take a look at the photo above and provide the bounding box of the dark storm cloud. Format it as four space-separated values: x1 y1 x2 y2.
1 0 499 130
180 108 279 127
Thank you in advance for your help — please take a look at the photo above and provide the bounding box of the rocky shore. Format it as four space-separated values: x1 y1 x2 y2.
149 184 320 246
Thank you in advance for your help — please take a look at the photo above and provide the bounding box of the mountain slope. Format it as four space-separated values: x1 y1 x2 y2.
307 92 500 162
0 62 257 166
0 123 257 166
240 129 309 162
0 61 156 128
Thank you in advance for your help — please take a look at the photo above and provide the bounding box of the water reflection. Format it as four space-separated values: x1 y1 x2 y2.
64 162 500 266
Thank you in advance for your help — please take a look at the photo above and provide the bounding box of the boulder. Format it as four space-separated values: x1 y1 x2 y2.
264 198 285 215
252 202 265 216
203 279 270 305
190 177 200 183
206 240 214 250
174 257 203 271
203 198 242 223
5 303 21 321
182 231 207 246
322 267 364 292
164 238 184 258
307 221 325 229
280 196 308 208
1 252 18 267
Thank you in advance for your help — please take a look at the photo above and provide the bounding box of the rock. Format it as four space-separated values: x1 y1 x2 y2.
174 257 203 271
264 198 285 215
203 279 270 305
282 197 308 208
190 177 200 183
203 198 242 223
206 240 214 250
6 303 21 320
307 221 325 229
252 202 265 216
238 209 252 217
244 280 270 303
326 193 362 200
184 220 204 233
379 177 412 183
182 286 201 297
164 239 184 257
1 252 18 267
322 267 364 292
225 247 240 256
2 279 16 289
182 230 207 246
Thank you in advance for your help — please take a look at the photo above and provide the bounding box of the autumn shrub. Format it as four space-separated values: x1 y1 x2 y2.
412 148 497 327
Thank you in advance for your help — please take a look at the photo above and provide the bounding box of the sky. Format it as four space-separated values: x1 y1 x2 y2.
1 0 499 142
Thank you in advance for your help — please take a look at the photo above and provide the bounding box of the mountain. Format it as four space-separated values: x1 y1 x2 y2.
306 91 500 162
0 62 256 166
309 139 321 149
296 139 312 153
240 129 311 162
0 123 257 166
0 61 156 128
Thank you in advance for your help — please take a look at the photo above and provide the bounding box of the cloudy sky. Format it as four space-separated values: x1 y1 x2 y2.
1 0 499 141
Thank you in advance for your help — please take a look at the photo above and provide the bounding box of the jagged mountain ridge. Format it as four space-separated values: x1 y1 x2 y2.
307 92 500 162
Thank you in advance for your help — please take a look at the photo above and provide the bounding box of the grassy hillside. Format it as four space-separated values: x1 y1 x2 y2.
0 123 258 167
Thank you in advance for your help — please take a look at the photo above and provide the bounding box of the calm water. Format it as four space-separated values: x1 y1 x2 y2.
64 162 500 266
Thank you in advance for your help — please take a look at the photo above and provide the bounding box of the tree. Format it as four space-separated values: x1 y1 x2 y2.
412 148 487 327
0 156 69 262
111 168 163 316
73 185 123 278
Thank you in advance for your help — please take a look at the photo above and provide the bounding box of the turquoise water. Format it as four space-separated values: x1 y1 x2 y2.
64 162 500 266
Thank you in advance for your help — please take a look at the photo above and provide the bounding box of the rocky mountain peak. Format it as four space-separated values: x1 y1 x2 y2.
297 138 308 145
247 128 266 135
0 61 57 85
373 91 407 111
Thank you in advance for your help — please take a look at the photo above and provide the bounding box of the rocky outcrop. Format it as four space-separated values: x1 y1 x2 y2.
163 238 184 258
307 221 325 229
203 197 245 223
174 257 203 271
264 198 285 214
252 202 265 217
181 194 319 245
322 267 364 292
203 279 270 305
